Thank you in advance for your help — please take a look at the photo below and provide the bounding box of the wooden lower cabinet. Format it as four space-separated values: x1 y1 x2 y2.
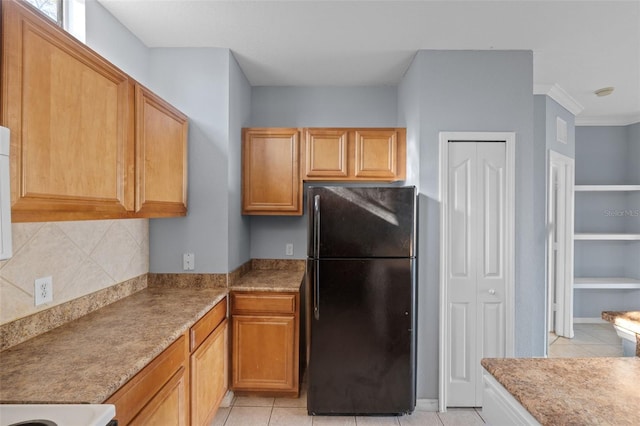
130 368 188 426
190 319 228 426
230 291 300 396
106 297 228 425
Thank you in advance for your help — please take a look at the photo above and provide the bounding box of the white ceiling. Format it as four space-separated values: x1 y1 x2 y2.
97 0 640 125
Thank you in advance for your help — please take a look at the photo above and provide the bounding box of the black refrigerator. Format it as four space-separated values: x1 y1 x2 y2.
306 186 417 416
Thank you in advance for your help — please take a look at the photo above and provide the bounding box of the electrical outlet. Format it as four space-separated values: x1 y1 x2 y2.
285 243 294 256
183 253 195 270
34 276 53 306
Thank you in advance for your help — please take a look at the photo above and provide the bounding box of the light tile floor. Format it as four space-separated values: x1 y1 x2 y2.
211 390 485 426
548 323 623 358
211 323 622 425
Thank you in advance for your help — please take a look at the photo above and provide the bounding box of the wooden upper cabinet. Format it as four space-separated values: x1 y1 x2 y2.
354 129 401 179
304 129 348 179
135 85 188 217
242 128 302 215
302 128 406 182
2 0 135 222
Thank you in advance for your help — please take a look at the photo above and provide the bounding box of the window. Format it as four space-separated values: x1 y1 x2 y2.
24 0 63 27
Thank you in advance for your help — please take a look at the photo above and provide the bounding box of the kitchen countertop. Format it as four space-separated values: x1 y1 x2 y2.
602 310 640 356
230 269 305 292
481 357 640 425
0 286 227 404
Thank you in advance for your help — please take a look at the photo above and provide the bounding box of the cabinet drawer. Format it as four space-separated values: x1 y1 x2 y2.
190 297 227 352
231 292 296 315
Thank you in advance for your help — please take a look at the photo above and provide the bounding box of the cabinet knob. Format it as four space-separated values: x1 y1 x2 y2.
488 289 496 295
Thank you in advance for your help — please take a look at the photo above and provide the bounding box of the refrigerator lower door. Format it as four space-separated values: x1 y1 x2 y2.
307 258 416 415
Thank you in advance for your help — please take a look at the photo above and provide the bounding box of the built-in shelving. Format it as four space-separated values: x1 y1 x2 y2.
574 185 640 192
574 233 640 241
573 277 640 290
573 180 640 291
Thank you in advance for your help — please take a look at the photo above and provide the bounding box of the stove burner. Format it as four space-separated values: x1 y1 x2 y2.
8 420 57 426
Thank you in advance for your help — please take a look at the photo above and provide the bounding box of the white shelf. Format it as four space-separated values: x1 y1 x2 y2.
574 233 640 241
575 185 640 192
574 277 640 290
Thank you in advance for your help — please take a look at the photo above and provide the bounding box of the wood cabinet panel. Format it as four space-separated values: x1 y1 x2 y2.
304 129 348 178
231 292 296 315
232 315 296 392
135 85 188 217
190 297 227 352
230 291 300 396
242 128 302 215
354 129 401 179
2 0 135 222
130 367 188 426
302 128 406 182
106 335 188 426
190 319 228 426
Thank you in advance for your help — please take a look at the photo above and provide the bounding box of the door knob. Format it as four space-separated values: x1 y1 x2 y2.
488 289 496 295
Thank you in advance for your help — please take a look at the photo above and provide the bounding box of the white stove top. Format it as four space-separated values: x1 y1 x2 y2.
0 404 115 426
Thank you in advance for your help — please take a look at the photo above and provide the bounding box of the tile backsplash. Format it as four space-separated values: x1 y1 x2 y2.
0 219 149 325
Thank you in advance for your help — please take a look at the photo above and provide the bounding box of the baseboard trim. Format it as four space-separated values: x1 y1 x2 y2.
416 399 439 412
574 317 607 324
220 390 235 408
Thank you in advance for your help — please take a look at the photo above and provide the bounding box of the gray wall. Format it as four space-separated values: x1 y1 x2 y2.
248 86 399 260
228 54 252 270
84 0 149 83
86 2 244 273
574 125 640 317
148 48 232 273
398 50 540 400
628 123 640 280
533 95 576 336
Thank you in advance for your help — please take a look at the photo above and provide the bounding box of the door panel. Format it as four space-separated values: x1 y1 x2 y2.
449 302 472 384
447 142 506 407
307 186 416 258
307 258 415 414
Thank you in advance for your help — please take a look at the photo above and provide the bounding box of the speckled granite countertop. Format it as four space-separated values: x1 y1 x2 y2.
230 269 305 292
602 311 640 356
602 311 640 334
482 357 640 425
0 287 227 404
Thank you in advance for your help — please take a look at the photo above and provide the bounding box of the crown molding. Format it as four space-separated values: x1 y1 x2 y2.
575 114 640 126
533 83 584 116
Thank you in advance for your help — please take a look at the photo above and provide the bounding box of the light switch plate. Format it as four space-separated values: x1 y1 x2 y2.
183 253 195 270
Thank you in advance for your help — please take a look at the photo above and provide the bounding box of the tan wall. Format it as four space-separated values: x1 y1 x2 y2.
0 219 149 324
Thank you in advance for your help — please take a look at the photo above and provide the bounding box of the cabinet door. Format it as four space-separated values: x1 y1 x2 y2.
130 368 188 426
303 129 348 179
2 0 135 222
242 128 302 215
232 315 296 392
354 129 405 180
135 85 188 217
190 320 228 426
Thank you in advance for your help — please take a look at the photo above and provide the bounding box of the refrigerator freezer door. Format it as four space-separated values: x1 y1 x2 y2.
307 258 416 415
307 186 416 259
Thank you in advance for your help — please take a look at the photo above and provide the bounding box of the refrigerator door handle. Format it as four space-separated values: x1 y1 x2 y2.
314 259 320 320
313 195 321 257
313 195 321 319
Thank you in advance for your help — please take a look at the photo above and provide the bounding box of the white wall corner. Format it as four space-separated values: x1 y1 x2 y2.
534 84 584 116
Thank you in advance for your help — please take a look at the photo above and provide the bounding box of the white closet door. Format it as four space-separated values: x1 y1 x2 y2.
447 142 506 407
